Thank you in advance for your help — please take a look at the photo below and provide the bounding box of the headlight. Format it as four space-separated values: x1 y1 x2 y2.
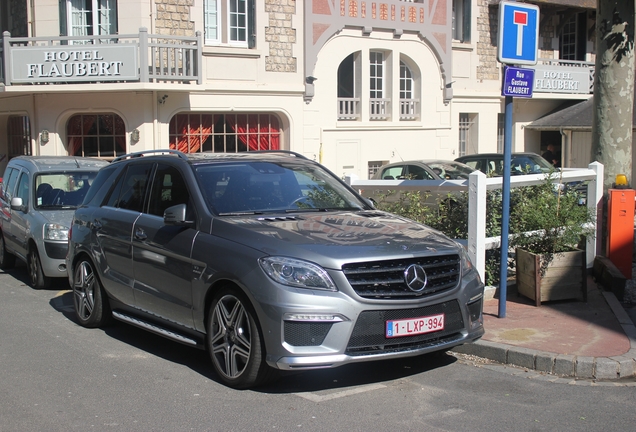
259 257 337 291
459 246 478 278
43 223 69 241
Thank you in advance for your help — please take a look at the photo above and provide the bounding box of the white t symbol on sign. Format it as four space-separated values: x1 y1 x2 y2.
513 11 528 56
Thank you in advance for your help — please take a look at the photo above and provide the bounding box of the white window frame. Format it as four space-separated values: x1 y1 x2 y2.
65 0 116 40
204 0 250 47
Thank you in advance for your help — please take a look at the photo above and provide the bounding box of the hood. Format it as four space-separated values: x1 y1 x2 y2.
37 209 76 227
211 210 460 269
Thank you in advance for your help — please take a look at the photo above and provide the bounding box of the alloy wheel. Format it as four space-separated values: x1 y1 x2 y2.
209 294 252 380
74 261 96 321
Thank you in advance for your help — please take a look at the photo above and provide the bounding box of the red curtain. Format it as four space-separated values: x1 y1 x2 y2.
234 114 280 151
169 114 213 153
68 115 96 156
170 113 280 153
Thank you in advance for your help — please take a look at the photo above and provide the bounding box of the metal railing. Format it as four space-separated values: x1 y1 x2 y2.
1 27 202 86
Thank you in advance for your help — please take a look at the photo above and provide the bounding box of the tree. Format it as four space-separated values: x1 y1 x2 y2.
591 0 635 191
590 0 635 253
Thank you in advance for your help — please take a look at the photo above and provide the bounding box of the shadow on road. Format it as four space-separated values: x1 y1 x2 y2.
48 290 459 393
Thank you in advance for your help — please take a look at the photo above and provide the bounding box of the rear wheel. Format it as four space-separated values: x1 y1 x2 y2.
73 259 111 328
28 247 50 289
0 233 15 269
207 287 275 389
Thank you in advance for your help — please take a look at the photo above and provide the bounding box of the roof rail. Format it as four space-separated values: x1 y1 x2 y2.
112 149 187 163
247 150 309 160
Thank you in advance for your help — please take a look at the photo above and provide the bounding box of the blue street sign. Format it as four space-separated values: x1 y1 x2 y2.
497 1 540 65
502 66 534 98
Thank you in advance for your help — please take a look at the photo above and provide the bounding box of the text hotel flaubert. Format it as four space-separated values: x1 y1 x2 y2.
26 50 124 78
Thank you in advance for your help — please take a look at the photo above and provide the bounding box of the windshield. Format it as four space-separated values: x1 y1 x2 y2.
427 162 474 180
511 155 553 174
194 161 369 215
35 172 99 209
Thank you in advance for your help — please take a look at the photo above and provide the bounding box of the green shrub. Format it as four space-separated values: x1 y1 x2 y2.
374 174 593 286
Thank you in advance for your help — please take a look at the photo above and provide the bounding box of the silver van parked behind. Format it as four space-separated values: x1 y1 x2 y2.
0 156 109 288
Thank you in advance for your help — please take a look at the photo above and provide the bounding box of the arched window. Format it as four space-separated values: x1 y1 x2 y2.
337 52 360 120
168 113 281 153
67 113 126 158
400 60 417 120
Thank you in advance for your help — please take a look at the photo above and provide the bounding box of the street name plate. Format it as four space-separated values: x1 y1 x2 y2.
502 66 534 98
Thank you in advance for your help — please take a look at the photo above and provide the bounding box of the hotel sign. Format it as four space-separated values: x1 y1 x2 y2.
533 64 590 94
10 45 138 83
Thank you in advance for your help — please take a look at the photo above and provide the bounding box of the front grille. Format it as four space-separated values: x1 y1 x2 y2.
44 242 68 260
342 254 460 299
345 300 464 355
284 322 333 346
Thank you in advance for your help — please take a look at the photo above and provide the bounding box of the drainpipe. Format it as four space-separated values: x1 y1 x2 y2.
560 128 568 168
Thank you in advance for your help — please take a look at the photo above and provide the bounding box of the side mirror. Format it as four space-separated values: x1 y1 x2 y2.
10 197 24 212
164 203 193 226
364 197 377 209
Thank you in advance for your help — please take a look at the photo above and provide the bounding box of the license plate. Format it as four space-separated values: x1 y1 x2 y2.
386 313 445 338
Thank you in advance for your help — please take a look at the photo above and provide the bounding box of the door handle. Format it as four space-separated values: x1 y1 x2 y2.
134 228 147 240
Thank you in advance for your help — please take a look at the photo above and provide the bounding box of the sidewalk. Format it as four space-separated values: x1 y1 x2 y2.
452 276 636 380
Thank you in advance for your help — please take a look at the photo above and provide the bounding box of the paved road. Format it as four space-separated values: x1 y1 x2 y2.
1 265 635 431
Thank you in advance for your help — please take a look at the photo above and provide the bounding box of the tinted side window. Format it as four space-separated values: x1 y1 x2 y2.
105 163 153 212
84 166 119 205
381 166 404 179
15 172 29 207
147 164 190 217
407 165 433 180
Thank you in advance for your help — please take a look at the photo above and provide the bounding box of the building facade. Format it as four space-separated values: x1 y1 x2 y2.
0 0 598 179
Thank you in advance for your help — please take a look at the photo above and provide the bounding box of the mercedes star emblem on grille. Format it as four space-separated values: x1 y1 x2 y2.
404 264 427 292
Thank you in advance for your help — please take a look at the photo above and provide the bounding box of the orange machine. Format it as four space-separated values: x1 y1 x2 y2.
606 188 635 279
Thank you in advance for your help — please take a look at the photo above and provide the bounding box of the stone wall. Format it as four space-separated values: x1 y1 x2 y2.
476 0 498 81
155 0 195 37
265 0 297 72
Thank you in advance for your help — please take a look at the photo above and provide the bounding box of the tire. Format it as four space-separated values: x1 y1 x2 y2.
28 247 50 289
0 233 15 270
73 258 111 328
207 287 276 389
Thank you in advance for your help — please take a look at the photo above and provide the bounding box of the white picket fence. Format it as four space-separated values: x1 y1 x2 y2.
346 162 604 283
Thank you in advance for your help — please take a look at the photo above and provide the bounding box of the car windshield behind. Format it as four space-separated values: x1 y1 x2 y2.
195 161 368 214
427 162 474 180
35 172 98 209
511 155 553 174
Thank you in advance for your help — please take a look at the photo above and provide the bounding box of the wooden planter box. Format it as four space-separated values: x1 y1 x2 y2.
515 248 587 306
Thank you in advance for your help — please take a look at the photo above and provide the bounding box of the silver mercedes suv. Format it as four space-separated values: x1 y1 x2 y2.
67 150 484 389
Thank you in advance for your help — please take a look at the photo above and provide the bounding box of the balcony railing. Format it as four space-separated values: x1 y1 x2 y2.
338 97 360 120
0 27 202 86
370 98 390 120
399 98 419 120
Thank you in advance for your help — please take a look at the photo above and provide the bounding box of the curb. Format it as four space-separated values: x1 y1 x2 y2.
452 291 636 380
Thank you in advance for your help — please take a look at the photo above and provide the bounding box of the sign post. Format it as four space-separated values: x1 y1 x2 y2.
496 1 539 318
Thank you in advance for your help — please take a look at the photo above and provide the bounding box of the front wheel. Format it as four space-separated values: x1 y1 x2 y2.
207 287 275 389
28 248 50 289
73 259 111 328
